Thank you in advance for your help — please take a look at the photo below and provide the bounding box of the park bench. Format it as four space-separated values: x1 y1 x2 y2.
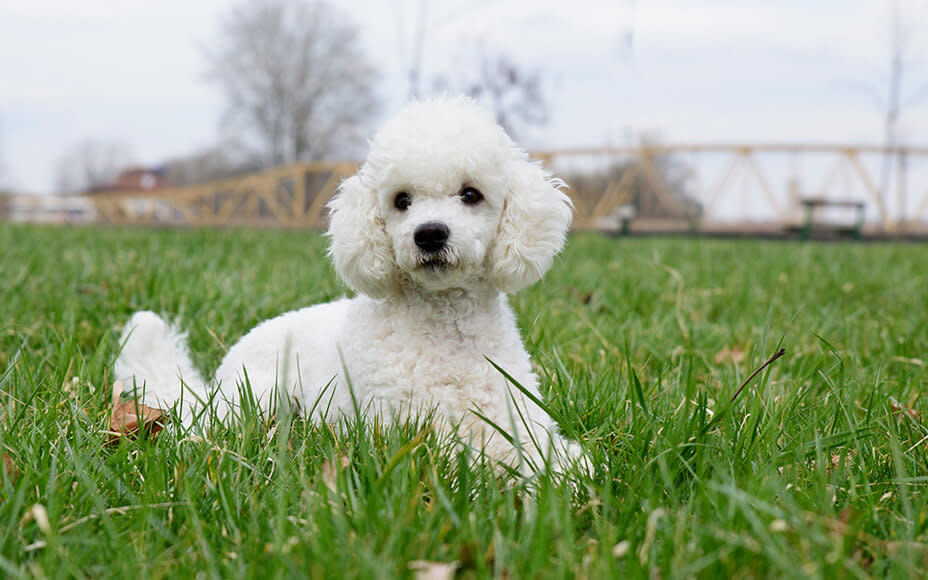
790 197 866 240
596 205 698 236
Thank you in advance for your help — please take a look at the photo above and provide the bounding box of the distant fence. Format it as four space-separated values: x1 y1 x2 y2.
538 144 928 233
89 161 357 229
5 144 928 233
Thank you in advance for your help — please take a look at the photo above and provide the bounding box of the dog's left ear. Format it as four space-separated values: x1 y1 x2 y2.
490 155 573 293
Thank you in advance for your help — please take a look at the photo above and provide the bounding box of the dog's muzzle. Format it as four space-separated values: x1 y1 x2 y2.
414 222 450 254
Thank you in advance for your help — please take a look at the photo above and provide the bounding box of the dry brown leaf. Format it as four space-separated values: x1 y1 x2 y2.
714 346 745 365
30 504 51 535
3 451 18 481
105 381 168 445
611 540 631 558
409 560 459 580
889 356 925 367
320 454 350 492
829 450 856 472
890 397 920 420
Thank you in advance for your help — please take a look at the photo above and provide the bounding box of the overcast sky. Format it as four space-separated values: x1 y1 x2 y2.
2 0 928 194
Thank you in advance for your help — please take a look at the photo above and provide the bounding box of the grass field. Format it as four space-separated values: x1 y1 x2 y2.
2 223 928 578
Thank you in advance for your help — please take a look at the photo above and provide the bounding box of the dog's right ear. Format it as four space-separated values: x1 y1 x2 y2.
327 174 395 298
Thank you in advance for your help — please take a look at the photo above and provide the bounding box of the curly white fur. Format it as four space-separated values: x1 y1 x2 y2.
114 97 582 472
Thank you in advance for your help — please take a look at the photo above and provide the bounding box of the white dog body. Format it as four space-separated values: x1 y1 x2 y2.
214 290 552 463
115 97 580 470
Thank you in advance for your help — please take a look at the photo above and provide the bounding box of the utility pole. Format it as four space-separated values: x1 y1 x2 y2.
880 0 904 230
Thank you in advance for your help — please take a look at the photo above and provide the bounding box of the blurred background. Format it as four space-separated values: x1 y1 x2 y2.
2 0 928 237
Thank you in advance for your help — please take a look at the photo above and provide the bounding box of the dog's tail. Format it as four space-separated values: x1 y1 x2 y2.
113 311 208 423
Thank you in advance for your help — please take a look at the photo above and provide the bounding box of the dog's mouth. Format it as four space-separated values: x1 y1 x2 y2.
413 249 456 273
419 257 452 272
406 244 461 278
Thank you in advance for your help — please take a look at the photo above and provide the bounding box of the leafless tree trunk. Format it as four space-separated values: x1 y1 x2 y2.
433 45 548 140
839 1 926 229
162 146 263 187
880 0 904 226
207 0 379 167
406 0 429 100
877 0 928 228
0 121 8 191
55 141 135 194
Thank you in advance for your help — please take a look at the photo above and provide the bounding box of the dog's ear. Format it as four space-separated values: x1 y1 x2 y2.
327 174 395 298
490 156 573 293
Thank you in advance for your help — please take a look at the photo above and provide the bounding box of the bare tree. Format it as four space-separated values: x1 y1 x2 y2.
207 0 379 167
433 46 548 140
0 120 8 192
879 0 928 226
162 146 262 187
843 0 927 226
401 0 429 100
55 141 135 194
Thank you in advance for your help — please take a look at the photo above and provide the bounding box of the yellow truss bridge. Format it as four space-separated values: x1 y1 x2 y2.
13 144 928 235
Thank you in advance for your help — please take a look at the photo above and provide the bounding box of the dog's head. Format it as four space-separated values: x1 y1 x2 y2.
328 97 572 298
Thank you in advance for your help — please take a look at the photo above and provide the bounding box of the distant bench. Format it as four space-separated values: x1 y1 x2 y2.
597 205 699 236
787 197 866 240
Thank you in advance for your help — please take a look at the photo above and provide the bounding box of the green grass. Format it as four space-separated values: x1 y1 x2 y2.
2 222 928 578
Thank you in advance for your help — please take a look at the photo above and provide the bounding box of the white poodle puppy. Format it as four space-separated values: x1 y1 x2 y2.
114 97 582 472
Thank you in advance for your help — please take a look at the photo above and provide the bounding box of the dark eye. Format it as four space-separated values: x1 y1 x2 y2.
460 187 484 205
394 192 411 211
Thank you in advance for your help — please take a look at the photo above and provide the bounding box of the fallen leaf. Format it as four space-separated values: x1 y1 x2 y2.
890 397 920 420
886 540 928 554
612 540 631 558
829 450 856 472
105 381 167 445
638 508 666 564
3 452 18 481
409 560 459 580
320 454 350 492
714 346 745 365
889 356 925 367
30 504 51 535
769 519 788 532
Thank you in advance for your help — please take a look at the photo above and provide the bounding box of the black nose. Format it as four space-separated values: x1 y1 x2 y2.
414 222 450 253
